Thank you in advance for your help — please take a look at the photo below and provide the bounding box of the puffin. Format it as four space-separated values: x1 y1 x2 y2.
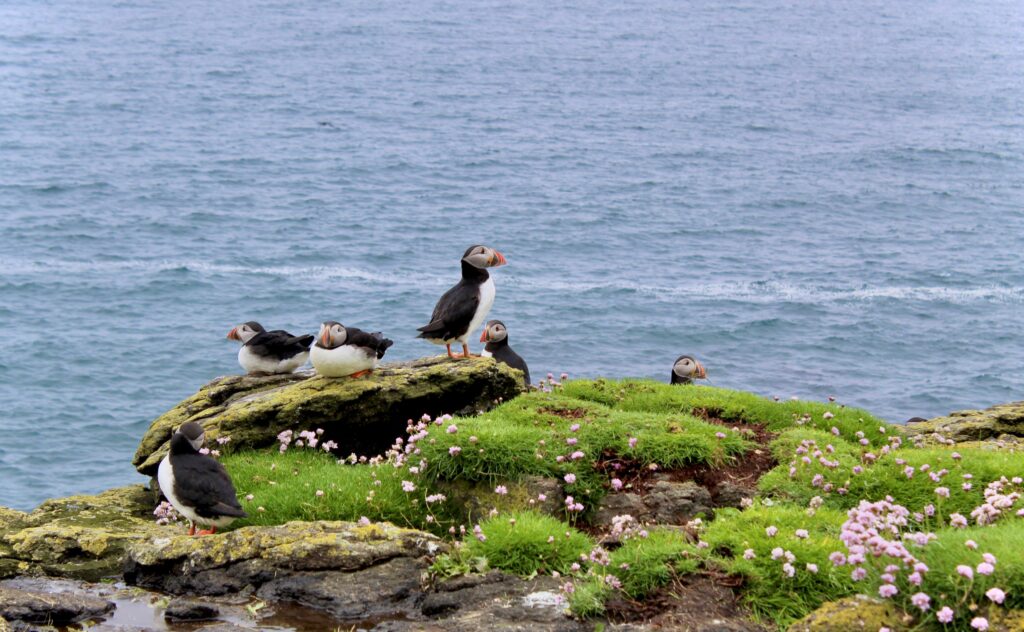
157 421 247 536
670 355 708 385
227 321 315 375
310 321 394 378
480 320 531 387
417 245 507 359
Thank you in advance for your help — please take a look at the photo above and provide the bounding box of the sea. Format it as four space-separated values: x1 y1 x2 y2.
1 0 1022 510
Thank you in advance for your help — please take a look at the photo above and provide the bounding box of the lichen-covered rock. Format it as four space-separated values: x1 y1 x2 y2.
133 356 525 476
124 519 444 597
0 486 169 581
790 596 910 631
905 401 1024 445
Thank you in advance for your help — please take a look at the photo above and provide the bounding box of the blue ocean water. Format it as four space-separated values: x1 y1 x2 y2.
1 0 1022 510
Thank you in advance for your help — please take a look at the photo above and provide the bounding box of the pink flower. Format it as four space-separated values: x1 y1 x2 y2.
935 487 950 498
448 445 462 456
970 617 988 631
977 562 994 576
570 423 580 432
494 485 508 495
878 584 898 598
794 529 809 539
985 588 1005 604
401 480 416 493
851 567 867 581
446 424 458 434
983 553 997 565
628 437 638 449
537 493 547 501
956 565 973 579
766 526 778 537
936 606 954 623
610 478 623 490
566 437 578 446
806 563 818 574
910 592 930 611
570 450 585 460
743 549 756 560
715 432 726 440
564 473 577 484
965 539 978 550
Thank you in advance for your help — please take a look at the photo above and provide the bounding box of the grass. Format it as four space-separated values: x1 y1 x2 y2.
463 510 594 576
206 379 1024 630
696 503 853 628
560 379 886 446
760 428 1024 518
222 449 453 532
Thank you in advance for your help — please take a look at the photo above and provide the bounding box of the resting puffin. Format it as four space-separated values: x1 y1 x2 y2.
671 355 708 385
417 245 507 358
311 321 394 378
480 320 531 387
227 321 314 375
157 421 247 536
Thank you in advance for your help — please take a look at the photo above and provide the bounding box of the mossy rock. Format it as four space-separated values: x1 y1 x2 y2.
790 595 911 631
133 356 525 476
0 485 170 581
124 519 445 595
905 401 1024 445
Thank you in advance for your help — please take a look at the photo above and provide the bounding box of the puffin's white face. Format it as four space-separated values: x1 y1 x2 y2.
319 322 347 348
673 356 707 379
189 432 206 452
481 321 507 343
462 245 508 269
227 322 261 344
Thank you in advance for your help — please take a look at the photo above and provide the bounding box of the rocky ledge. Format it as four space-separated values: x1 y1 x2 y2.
133 356 525 476
905 400 1024 447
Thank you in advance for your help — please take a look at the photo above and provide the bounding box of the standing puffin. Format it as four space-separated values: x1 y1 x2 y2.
417 245 507 358
671 355 708 385
227 321 314 375
157 421 247 536
480 320 531 387
311 321 393 378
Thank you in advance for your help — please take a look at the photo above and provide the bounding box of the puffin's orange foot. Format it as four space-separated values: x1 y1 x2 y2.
188 524 196 536
196 527 217 536
349 369 373 378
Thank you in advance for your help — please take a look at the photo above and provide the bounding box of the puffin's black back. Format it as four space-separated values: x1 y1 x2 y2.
486 338 531 387
417 261 489 340
345 327 395 359
246 329 315 360
169 433 247 519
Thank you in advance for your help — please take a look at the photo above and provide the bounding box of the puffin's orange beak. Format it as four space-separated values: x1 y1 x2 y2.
227 327 238 340
491 250 507 266
320 330 331 347
695 361 707 380
480 329 489 343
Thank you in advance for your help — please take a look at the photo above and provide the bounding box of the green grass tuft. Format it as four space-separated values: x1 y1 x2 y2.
464 510 594 577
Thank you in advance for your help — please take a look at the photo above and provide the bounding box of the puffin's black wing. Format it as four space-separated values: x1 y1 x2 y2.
345 327 394 360
417 281 479 341
172 454 247 519
247 330 314 360
493 345 531 387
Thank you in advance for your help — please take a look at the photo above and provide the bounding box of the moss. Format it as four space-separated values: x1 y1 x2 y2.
790 596 910 631
134 357 525 475
0 485 169 581
904 401 1024 445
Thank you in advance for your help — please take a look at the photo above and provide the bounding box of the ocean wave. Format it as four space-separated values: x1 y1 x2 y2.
1 258 1021 304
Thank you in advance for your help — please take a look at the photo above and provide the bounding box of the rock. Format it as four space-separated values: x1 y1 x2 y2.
712 481 751 509
375 572 587 632
0 586 113 624
645 481 713 524
257 556 423 620
124 519 443 598
904 401 1024 445
0 619 8 632
594 493 650 526
164 598 220 621
133 356 525 476
790 595 910 631
0 486 169 580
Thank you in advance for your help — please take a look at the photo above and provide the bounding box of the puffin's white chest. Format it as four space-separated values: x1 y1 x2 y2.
158 456 196 523
481 348 493 358
238 346 308 375
461 277 496 344
311 344 376 377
